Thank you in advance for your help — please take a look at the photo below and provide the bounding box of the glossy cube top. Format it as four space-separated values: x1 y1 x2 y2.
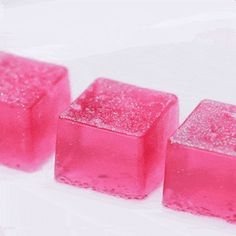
0 51 67 108
171 99 236 156
60 78 177 137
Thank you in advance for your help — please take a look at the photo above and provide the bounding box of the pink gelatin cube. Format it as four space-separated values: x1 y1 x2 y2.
55 78 178 199
0 52 70 171
163 99 236 222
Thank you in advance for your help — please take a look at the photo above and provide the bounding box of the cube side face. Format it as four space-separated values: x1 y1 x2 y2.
0 70 70 172
55 119 145 199
0 102 32 170
163 143 236 222
30 74 70 170
143 100 179 194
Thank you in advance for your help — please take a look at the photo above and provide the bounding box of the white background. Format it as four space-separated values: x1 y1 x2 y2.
0 0 236 235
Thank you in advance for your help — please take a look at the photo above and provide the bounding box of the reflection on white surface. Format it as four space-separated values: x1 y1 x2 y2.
0 1 236 235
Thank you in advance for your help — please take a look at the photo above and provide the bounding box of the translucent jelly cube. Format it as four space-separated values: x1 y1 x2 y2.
163 99 236 223
0 52 70 171
55 78 178 199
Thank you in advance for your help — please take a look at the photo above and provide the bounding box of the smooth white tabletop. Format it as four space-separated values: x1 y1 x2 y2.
0 1 236 235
